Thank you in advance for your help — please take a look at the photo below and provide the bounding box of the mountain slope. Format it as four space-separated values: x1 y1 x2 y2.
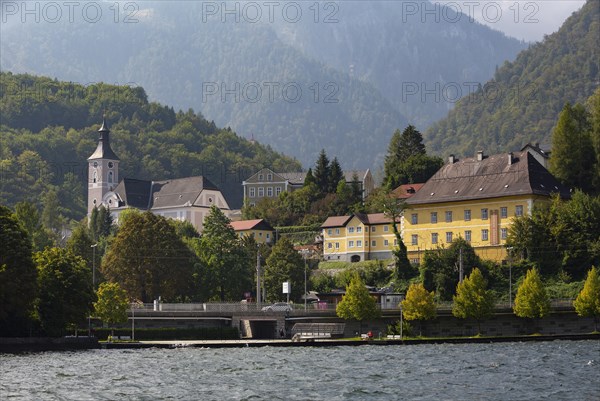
425 0 600 157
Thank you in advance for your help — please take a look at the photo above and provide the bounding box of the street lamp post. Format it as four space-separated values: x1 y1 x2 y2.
301 249 309 311
507 247 513 308
91 243 98 289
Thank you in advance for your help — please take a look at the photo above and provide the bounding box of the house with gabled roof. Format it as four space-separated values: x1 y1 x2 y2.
242 167 373 206
230 219 274 244
321 213 399 262
403 150 571 263
87 119 230 232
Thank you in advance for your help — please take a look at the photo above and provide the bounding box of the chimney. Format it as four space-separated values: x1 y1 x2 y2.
477 150 484 161
448 154 455 164
508 152 514 165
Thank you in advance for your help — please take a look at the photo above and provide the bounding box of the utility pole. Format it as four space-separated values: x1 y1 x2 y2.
459 247 464 283
507 246 513 307
256 245 261 310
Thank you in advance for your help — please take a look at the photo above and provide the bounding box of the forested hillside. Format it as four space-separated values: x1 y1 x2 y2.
426 0 599 157
0 73 301 217
0 1 526 167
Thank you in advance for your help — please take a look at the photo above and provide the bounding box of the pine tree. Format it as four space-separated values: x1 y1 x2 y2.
514 268 550 319
573 266 600 331
401 283 436 335
313 149 331 194
328 157 344 193
452 268 495 334
304 168 316 186
549 103 595 193
336 273 380 323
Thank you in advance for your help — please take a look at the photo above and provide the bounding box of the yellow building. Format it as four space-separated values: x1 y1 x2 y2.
403 151 571 263
230 219 274 244
321 213 399 262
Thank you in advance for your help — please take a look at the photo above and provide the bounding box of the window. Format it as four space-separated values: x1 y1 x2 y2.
258 187 264 197
481 208 488 220
335 242 340 249
464 209 471 221
267 187 273 197
411 235 418 245
445 211 453 223
348 227 355 233
431 233 438 244
482 229 489 241
356 226 362 233
275 187 282 196
500 207 508 218
258 174 264 180
446 232 453 243
327 229 332 235
431 212 437 224
356 240 362 247
371 240 376 247
328 243 332 249
394 239 398 246
266 233 270 240
384 226 389 232
371 226 376 232
384 239 389 246
267 174 272 181
501 228 508 240
335 228 340 235
108 171 113 183
411 213 418 225
92 171 98 183
465 230 472 242
516 205 524 217
249 187 255 198
348 240 354 248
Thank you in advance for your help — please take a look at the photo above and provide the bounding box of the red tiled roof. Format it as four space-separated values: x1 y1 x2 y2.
321 215 353 228
230 219 273 231
392 183 424 199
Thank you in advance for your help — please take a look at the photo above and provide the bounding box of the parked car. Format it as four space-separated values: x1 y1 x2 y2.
261 302 292 312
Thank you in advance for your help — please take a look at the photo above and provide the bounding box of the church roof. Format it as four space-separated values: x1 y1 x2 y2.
88 119 120 161
112 176 220 210
406 151 571 205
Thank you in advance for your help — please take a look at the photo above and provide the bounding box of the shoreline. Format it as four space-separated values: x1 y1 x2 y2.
3 333 598 353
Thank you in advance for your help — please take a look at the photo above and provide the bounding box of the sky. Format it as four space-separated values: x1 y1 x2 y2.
434 0 587 42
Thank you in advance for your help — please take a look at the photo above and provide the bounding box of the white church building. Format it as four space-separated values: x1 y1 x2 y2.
87 119 230 232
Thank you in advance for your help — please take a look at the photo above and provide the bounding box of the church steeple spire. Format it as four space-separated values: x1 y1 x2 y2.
88 117 119 161
87 117 120 216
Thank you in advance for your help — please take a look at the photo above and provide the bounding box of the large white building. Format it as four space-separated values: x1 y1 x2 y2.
87 119 230 232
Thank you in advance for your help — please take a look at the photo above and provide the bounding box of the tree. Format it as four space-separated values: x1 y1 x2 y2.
0 205 37 336
401 283 436 336
573 266 600 331
66 221 95 272
513 268 550 319
14 201 54 251
264 237 305 302
94 282 129 335
89 205 113 242
336 273 380 326
452 268 495 334
102 210 196 302
328 157 344 193
313 149 331 194
549 102 595 193
41 187 65 236
35 247 95 336
199 205 252 301
304 168 316 186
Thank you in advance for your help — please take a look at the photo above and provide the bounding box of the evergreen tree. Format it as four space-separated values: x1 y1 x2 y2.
549 102 595 193
452 268 495 334
41 187 65 236
328 157 344 193
264 237 305 302
573 266 600 331
0 205 38 336
304 168 316 186
514 268 550 319
35 247 95 336
587 88 600 192
401 283 436 336
199 205 252 301
66 221 95 273
313 149 331 194
14 201 53 251
336 273 381 323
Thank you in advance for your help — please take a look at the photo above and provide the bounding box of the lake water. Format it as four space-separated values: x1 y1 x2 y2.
1 341 599 400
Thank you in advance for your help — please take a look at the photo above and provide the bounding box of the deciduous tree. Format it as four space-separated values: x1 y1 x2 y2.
401 283 436 335
452 268 495 334
264 237 305 302
94 282 129 334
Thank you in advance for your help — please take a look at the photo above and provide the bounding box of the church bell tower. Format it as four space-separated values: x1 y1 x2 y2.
87 118 120 216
